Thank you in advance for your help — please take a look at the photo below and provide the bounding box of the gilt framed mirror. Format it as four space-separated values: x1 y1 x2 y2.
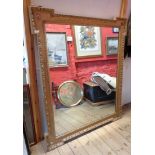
30 6 126 151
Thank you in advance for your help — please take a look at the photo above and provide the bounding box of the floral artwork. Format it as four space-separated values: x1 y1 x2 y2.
80 26 97 49
74 25 102 58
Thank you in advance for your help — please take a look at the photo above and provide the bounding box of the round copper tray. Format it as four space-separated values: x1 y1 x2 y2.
57 80 84 107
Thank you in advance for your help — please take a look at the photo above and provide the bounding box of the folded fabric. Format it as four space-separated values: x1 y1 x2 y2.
91 72 116 88
91 72 116 95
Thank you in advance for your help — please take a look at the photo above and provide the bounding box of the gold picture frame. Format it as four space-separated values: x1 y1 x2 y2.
30 6 127 151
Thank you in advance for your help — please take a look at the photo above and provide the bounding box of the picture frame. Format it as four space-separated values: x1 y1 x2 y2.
46 32 68 67
112 27 119 33
74 25 102 58
106 37 119 55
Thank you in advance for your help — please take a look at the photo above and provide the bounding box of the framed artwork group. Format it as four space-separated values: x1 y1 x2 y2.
45 26 119 68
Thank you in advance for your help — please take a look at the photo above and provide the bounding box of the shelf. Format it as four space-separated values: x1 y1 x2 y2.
75 57 117 63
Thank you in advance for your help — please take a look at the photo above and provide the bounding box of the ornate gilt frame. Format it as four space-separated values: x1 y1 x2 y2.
29 6 127 151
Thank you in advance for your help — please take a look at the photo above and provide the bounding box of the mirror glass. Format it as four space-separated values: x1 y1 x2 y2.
45 23 119 137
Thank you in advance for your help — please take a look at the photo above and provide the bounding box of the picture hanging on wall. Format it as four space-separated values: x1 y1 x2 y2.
74 25 102 58
106 37 118 55
46 32 68 68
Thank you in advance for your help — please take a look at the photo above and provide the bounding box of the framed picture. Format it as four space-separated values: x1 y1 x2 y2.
112 27 119 33
106 37 119 55
46 32 68 67
74 25 102 58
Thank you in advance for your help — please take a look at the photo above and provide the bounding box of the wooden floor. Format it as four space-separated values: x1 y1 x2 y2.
31 106 131 155
55 101 115 136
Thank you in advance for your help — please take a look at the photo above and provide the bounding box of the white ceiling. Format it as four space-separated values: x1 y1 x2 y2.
31 0 130 19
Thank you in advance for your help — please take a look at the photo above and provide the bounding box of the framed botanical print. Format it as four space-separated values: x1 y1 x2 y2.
74 25 102 58
106 37 118 55
46 32 68 67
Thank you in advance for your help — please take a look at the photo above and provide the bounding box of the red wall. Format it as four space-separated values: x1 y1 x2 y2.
45 24 118 86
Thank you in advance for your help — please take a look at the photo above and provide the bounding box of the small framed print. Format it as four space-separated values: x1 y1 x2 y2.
112 27 119 33
106 37 118 55
46 32 68 68
74 25 102 58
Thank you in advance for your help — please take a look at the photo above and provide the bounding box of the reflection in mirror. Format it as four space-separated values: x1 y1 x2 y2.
57 80 84 107
45 24 119 137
